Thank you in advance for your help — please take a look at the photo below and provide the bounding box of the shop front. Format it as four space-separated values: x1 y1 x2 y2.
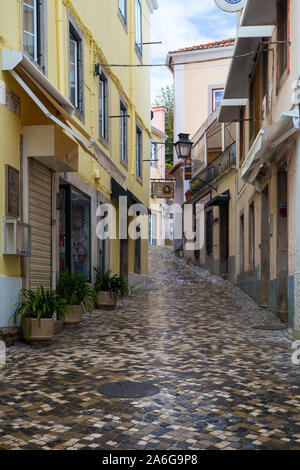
59 183 91 280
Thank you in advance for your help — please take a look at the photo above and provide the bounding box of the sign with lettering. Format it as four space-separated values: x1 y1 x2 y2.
5 165 20 218
151 181 174 199
214 0 246 12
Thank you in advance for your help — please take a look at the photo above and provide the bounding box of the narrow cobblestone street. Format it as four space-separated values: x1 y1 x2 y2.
0 247 300 450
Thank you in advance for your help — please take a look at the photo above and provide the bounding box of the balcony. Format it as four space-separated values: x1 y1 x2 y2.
190 142 236 196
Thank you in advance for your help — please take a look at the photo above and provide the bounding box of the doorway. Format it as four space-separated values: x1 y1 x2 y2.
260 185 270 307
120 238 129 279
219 203 229 277
277 168 288 321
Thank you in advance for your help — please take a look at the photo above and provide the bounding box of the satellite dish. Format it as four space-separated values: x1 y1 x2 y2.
214 0 246 13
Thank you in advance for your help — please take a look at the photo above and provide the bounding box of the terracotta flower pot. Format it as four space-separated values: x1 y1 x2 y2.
97 291 117 309
60 304 82 325
22 318 54 344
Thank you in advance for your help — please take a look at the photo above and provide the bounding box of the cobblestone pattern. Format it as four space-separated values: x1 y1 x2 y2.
0 247 299 450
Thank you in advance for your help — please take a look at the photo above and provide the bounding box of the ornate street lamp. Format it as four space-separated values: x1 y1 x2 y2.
174 133 193 160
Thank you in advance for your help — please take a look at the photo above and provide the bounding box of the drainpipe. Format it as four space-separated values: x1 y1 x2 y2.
55 0 64 94
293 1 300 339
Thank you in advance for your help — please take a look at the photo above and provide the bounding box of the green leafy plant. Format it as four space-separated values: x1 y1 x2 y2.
94 268 128 302
11 287 67 340
56 270 97 311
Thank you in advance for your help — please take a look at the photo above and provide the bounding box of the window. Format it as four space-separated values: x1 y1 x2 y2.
150 142 158 167
134 234 141 271
205 210 213 257
23 0 46 68
118 0 127 24
69 22 83 114
249 202 255 270
23 0 38 61
239 107 245 166
59 184 91 280
277 0 288 84
136 125 142 179
135 0 142 57
99 73 108 142
149 214 157 246
240 214 245 273
212 88 224 111
120 100 128 164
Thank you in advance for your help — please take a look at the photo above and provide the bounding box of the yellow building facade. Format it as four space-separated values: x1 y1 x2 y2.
0 0 158 326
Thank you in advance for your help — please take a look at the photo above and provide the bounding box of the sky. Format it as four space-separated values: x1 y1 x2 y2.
150 0 237 102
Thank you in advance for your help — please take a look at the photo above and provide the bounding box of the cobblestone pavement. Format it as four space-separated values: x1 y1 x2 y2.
0 247 300 450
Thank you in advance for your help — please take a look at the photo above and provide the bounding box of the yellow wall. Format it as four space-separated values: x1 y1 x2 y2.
0 0 152 278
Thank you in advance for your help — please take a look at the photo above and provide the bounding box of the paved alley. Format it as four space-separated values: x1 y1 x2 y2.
0 247 300 450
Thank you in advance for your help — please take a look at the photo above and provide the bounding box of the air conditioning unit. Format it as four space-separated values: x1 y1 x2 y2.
2 217 31 256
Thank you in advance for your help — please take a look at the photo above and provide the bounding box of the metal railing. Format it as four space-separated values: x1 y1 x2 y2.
190 142 236 195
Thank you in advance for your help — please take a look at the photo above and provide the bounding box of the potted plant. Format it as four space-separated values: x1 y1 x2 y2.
94 268 128 308
12 287 67 343
56 270 96 325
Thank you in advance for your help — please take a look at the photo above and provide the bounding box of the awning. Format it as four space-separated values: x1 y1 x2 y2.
218 0 277 123
205 190 230 208
2 50 75 115
111 178 150 212
2 50 126 187
241 111 299 183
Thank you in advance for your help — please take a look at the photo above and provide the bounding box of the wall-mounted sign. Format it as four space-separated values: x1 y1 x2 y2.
185 164 192 181
151 181 174 199
5 165 20 218
214 0 246 13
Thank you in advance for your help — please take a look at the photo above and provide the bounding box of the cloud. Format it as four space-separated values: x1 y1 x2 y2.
151 0 237 100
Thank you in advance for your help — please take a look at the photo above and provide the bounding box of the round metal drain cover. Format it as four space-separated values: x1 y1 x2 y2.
98 380 159 398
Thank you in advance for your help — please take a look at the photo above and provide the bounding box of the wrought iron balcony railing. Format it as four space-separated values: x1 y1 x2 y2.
190 142 236 195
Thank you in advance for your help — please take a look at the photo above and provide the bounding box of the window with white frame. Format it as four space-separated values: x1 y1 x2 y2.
212 88 224 112
99 73 108 142
136 124 142 179
120 100 128 164
150 142 158 167
118 0 127 24
69 22 83 114
23 0 46 67
135 0 142 57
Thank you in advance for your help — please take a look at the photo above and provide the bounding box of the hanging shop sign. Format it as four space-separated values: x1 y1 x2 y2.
151 181 174 199
5 164 20 218
214 0 246 13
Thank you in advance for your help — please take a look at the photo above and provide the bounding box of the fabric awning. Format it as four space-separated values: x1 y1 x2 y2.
205 190 230 208
2 50 126 187
111 178 150 212
2 50 75 115
241 111 299 183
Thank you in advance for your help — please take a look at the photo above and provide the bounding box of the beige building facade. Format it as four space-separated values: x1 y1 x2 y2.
149 105 173 246
218 0 300 337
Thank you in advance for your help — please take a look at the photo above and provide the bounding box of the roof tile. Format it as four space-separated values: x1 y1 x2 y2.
170 38 235 54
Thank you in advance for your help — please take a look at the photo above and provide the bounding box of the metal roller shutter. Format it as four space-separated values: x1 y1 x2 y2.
29 159 52 291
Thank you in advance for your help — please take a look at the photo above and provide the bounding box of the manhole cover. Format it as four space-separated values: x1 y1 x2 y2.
98 380 159 398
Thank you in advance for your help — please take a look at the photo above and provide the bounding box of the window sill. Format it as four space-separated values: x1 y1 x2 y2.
98 136 110 151
23 50 46 76
136 176 143 185
120 158 129 171
74 107 85 124
134 267 141 275
135 45 143 64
